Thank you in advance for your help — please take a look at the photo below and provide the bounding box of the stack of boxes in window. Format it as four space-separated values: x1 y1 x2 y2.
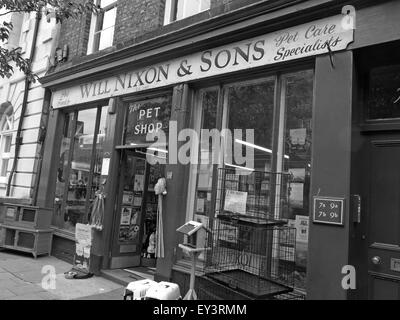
0 204 53 258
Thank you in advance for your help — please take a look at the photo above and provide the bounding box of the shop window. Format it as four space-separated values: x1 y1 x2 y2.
226 79 275 172
0 106 13 183
164 0 210 25
53 106 109 233
280 70 314 291
186 70 314 291
366 64 400 120
186 89 219 260
87 0 117 54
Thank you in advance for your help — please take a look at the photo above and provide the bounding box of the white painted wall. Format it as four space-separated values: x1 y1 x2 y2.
0 11 60 199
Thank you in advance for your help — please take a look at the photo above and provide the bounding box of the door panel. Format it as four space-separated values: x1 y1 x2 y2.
367 135 400 299
110 152 148 269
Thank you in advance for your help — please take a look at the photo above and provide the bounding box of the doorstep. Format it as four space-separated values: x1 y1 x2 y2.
100 267 155 287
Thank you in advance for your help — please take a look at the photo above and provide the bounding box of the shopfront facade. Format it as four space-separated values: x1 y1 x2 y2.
38 0 400 299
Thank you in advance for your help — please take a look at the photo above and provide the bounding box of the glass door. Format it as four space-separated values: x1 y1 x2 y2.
110 149 165 269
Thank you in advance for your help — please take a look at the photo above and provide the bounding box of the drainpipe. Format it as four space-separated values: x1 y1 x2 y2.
6 11 41 196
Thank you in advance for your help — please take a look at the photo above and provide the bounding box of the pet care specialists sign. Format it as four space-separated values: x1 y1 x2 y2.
52 14 353 108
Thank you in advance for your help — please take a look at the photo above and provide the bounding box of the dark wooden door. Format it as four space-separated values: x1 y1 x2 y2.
367 133 400 299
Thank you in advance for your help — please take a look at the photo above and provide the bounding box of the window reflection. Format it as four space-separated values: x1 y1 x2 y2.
367 65 400 119
54 107 109 233
194 90 218 218
282 70 314 291
227 79 275 172
64 109 98 231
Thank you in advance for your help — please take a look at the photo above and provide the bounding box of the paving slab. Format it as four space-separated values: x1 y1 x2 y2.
76 287 125 300
0 288 17 299
8 284 47 295
0 251 123 300
6 294 44 300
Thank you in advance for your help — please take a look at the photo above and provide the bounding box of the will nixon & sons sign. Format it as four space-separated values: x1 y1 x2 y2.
52 14 354 108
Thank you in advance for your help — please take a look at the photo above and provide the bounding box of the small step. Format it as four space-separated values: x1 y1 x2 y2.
123 267 155 281
100 269 144 286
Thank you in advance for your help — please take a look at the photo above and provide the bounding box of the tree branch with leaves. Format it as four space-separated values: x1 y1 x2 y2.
0 0 100 81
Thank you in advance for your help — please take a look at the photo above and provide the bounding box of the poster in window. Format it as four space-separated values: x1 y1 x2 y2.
133 193 142 207
295 215 309 243
289 128 307 146
120 207 132 225
289 182 304 209
122 191 134 204
218 222 238 244
119 208 140 242
119 224 140 243
134 174 145 191
196 198 205 214
224 190 247 215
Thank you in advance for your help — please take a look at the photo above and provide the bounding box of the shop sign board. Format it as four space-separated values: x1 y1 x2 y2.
52 14 354 108
74 223 93 274
313 196 344 226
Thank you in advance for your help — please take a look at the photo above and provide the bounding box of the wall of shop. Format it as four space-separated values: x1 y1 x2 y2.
0 12 59 200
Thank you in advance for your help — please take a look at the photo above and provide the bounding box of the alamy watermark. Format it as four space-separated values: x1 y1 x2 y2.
143 121 255 174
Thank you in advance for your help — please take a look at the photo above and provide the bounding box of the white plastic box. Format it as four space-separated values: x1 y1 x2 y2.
145 281 181 300
124 279 157 300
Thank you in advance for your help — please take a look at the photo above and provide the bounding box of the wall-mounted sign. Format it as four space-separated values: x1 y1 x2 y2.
52 14 354 108
391 258 400 273
313 196 345 226
224 190 248 215
125 96 171 145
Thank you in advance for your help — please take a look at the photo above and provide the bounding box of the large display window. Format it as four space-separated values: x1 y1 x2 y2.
186 70 314 291
53 106 109 233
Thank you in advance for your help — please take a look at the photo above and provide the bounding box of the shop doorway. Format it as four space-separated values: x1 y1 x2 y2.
364 132 400 299
110 149 165 269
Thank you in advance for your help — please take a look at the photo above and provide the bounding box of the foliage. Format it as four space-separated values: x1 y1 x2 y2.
0 0 100 81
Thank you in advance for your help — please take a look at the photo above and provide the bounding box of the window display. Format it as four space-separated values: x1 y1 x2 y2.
187 70 313 291
54 106 109 233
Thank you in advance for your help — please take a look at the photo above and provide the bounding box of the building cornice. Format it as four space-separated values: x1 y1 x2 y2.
39 0 377 90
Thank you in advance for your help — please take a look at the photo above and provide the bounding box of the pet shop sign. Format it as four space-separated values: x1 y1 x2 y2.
52 14 353 108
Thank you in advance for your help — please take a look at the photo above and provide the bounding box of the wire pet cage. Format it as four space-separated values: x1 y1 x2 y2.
203 168 296 299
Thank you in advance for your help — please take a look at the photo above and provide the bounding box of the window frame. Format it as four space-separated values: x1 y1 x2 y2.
0 110 14 184
164 0 210 25
87 0 118 54
184 70 314 286
54 105 107 232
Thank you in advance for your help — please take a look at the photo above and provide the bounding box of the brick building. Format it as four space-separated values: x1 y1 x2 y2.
33 0 400 299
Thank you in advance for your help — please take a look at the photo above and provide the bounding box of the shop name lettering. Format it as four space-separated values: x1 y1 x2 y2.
79 22 344 99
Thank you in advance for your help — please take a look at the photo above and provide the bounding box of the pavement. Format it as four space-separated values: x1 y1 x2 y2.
0 249 125 300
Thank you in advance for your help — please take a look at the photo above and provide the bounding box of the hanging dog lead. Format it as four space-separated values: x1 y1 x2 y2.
154 178 167 258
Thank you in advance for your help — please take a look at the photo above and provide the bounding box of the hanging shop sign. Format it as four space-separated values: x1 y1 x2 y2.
125 97 172 145
313 196 345 226
52 14 354 108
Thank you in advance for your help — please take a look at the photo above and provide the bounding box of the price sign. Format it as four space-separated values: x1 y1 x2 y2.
313 197 344 226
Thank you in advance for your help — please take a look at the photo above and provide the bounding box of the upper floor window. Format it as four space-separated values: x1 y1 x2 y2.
164 0 210 25
0 105 13 182
87 0 117 54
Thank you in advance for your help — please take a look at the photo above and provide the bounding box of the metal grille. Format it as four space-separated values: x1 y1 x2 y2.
202 168 296 299
204 217 296 299
215 168 292 222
